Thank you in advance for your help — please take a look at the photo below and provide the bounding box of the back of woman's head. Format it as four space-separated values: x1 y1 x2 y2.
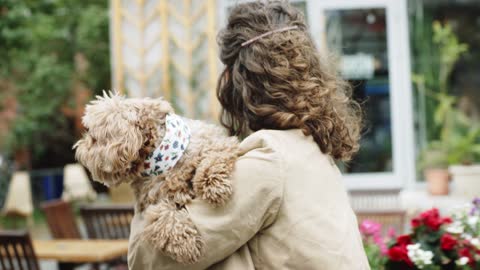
217 0 362 161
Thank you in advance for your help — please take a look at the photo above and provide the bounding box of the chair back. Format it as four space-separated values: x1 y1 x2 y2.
41 200 81 239
0 230 40 270
79 205 134 239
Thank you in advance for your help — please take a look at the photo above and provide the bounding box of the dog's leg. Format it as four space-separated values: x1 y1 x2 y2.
141 200 204 264
192 139 239 206
161 154 199 206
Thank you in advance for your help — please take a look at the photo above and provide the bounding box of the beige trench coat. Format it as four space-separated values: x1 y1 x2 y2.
128 129 370 270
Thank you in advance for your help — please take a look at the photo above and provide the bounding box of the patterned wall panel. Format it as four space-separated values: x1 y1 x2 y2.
110 0 220 120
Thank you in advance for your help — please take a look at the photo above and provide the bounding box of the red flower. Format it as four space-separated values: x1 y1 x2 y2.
388 246 408 261
440 234 457 250
442 217 453 224
411 218 421 228
420 208 440 219
388 235 414 266
425 218 442 230
397 235 412 246
459 248 470 257
420 208 442 231
458 248 475 267
388 246 413 266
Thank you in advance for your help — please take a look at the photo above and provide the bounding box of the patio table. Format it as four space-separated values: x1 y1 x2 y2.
32 239 129 263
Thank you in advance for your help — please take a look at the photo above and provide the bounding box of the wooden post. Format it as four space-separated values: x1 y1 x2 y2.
159 0 171 101
112 0 125 94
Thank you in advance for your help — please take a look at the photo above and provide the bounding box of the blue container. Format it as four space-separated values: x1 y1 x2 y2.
42 174 64 201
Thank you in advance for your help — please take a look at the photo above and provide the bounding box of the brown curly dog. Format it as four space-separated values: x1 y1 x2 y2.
74 91 239 264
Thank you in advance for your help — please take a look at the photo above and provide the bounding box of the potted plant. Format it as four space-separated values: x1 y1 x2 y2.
417 88 480 197
418 88 480 196
448 125 480 198
385 202 480 270
419 143 450 195
413 21 480 196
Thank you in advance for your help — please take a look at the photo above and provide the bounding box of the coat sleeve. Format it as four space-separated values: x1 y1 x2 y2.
128 143 284 270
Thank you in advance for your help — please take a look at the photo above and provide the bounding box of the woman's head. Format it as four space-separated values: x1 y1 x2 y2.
217 0 362 161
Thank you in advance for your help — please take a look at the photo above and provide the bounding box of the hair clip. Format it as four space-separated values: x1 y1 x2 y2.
241 25 299 47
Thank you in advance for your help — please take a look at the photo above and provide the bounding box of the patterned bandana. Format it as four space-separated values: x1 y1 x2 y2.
142 113 191 177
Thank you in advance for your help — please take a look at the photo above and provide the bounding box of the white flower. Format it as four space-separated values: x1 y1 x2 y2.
470 238 480 249
451 204 472 216
446 221 464 234
407 244 433 269
456 257 470 266
407 244 420 251
468 216 479 227
451 203 475 222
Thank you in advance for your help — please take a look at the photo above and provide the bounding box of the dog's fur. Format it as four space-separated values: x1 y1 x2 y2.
74 92 239 263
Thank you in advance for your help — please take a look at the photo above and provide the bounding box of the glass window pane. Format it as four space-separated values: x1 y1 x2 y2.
324 8 393 173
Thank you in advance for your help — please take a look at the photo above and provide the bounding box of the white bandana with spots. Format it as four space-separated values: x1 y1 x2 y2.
142 113 190 177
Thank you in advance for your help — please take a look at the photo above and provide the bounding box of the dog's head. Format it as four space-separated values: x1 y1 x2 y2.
74 91 173 186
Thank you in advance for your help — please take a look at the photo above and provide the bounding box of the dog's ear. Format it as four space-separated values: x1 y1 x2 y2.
150 97 174 116
73 94 174 185
101 126 144 173
74 123 144 185
79 93 144 171
135 97 174 139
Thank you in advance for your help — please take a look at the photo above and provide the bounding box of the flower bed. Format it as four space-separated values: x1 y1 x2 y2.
361 198 480 270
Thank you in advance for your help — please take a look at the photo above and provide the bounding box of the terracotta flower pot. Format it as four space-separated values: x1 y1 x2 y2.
424 168 450 195
450 164 480 199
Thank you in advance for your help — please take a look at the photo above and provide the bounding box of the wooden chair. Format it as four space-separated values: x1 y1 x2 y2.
41 200 81 239
0 230 40 270
355 209 407 234
79 205 134 239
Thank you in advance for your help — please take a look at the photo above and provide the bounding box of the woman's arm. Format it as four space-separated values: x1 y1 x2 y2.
128 145 284 270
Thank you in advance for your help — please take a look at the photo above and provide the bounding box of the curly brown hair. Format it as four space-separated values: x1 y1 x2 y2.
216 0 362 161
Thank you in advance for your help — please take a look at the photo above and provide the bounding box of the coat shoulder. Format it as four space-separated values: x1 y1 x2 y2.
239 129 301 155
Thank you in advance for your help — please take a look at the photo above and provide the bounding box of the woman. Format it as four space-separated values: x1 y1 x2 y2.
128 1 369 269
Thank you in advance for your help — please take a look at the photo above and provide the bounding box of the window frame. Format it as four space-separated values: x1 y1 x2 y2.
312 0 415 190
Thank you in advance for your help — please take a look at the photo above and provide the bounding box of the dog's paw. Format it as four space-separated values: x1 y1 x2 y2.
193 164 233 206
193 148 237 207
142 201 204 264
199 174 233 206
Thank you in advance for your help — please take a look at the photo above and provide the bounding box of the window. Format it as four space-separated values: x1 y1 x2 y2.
311 0 415 190
325 8 392 174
